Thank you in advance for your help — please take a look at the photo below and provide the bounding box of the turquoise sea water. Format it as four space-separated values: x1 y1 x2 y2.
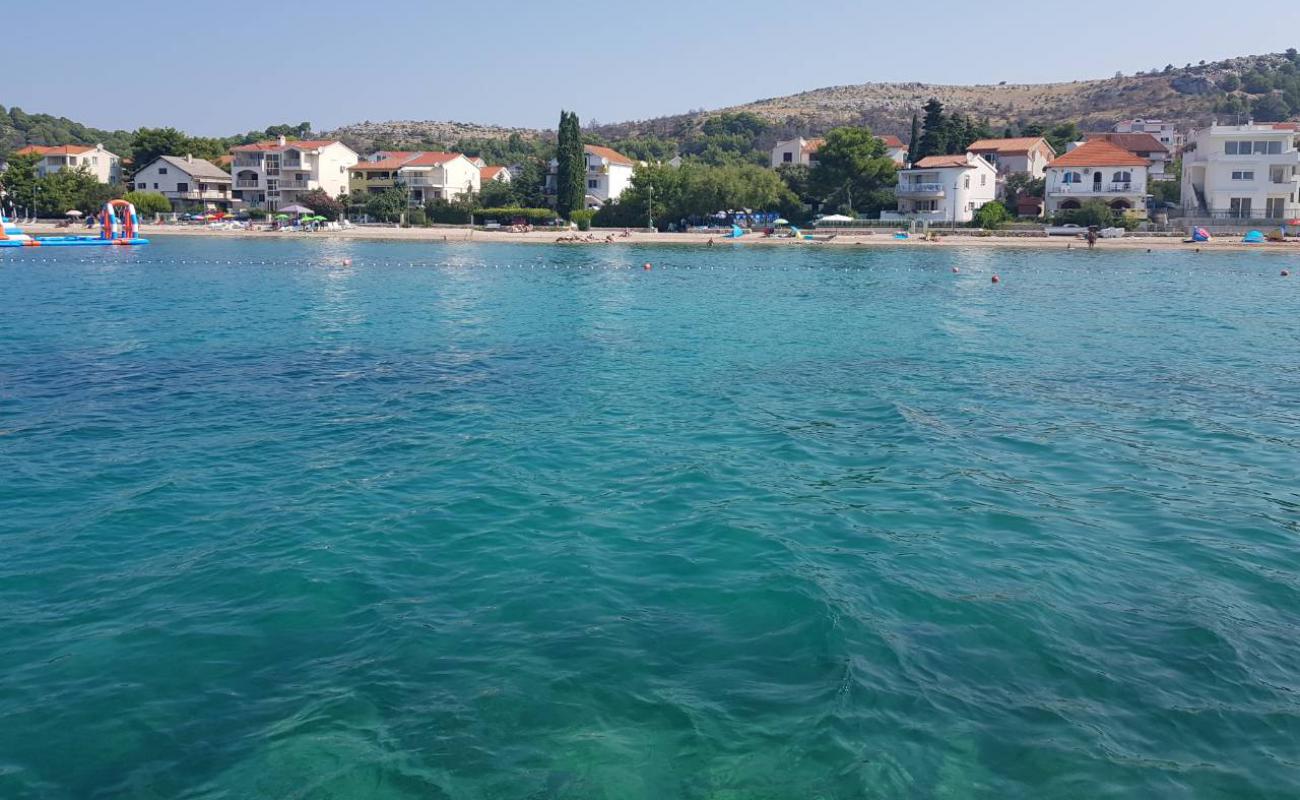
1 238 1299 799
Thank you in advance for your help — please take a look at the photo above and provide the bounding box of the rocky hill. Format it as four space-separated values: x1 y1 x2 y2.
592 52 1297 141
319 51 1297 151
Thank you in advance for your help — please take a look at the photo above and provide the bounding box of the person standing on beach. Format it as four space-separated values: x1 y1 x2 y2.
1086 229 1098 249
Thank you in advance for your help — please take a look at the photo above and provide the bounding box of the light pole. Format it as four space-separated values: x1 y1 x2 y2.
648 184 654 231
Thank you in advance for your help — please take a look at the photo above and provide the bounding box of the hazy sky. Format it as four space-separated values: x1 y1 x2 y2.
6 0 1298 136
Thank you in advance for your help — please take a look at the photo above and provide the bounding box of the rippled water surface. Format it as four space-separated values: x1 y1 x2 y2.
2 238 1299 799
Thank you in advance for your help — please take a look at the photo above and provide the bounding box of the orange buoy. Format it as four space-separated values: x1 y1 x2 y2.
991 274 1000 284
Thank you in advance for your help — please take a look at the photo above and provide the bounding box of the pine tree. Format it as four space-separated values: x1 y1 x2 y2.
914 98 947 162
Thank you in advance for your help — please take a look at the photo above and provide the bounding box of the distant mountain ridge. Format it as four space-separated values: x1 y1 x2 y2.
588 52 1297 141
323 51 1298 150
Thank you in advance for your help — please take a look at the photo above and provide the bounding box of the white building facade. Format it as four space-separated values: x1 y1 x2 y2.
231 136 358 211
398 152 482 204
131 155 233 210
16 144 121 184
966 137 1056 180
884 153 998 223
1044 139 1150 219
1114 119 1184 153
1180 122 1300 220
770 137 823 168
547 145 635 207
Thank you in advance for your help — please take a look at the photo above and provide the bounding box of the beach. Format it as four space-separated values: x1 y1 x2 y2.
19 221 1300 253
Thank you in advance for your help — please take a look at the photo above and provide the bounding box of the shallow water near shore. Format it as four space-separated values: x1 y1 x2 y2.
2 238 1299 799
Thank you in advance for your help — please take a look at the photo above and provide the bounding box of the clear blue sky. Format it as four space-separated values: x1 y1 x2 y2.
6 0 1298 136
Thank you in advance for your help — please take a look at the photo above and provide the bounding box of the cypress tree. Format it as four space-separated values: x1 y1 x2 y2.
907 113 921 165
555 111 586 219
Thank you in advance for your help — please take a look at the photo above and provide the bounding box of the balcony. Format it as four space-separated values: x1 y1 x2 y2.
895 182 945 197
403 178 442 188
235 179 260 188
278 179 316 190
1051 183 1139 195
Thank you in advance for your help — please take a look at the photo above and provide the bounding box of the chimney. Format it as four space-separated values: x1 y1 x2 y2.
186 153 193 163
277 135 287 146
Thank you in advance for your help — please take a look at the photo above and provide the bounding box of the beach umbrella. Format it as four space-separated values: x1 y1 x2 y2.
773 218 790 225
275 213 290 219
278 204 313 215
65 209 83 217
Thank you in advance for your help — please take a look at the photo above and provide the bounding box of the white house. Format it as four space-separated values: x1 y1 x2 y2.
965 137 1056 181
1085 132 1172 179
1114 119 1183 153
1044 139 1149 219
481 165 511 183
230 136 358 211
131 155 233 210
16 144 121 184
878 135 908 165
884 153 998 223
771 135 907 168
1180 122 1300 219
771 137 823 168
397 152 481 204
547 144 635 207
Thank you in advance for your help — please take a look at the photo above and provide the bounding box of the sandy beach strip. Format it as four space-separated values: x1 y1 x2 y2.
16 222 1300 254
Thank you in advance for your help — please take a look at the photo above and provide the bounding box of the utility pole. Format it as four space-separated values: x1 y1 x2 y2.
648 184 654 230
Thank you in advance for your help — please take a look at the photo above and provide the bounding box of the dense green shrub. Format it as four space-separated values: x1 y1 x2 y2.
569 209 595 230
972 200 1010 230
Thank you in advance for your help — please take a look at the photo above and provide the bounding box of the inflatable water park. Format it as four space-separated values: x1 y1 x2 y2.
0 199 149 247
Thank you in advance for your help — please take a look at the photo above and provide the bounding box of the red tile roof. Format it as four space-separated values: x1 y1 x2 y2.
967 137 1054 156
402 152 462 167
1084 132 1168 155
584 144 634 166
230 139 340 153
16 144 96 156
911 154 976 169
1046 139 1149 168
480 166 507 181
877 135 906 148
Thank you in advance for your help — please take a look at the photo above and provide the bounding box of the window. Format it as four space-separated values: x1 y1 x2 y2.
1062 171 1082 184
153 183 159 189
1229 197 1252 218
1231 170 1255 181
159 167 168 175
1266 197 1286 218
963 176 970 189
980 174 987 186
176 182 189 193
1111 171 1132 183
588 179 598 189
1270 166 1289 183
1253 141 1282 155
782 152 793 163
